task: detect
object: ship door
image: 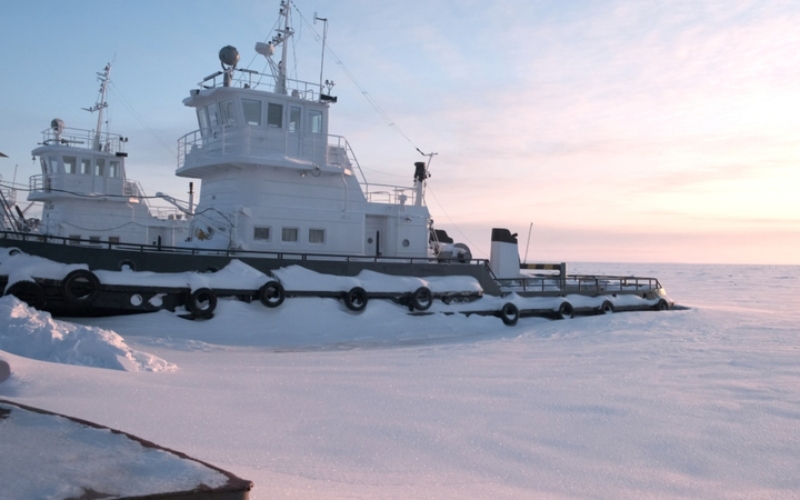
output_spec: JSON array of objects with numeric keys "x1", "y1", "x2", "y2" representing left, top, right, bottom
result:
[{"x1": 365, "y1": 215, "x2": 388, "y2": 257}]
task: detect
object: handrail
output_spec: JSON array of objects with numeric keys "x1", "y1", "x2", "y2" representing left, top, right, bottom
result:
[
  {"x1": 0, "y1": 230, "x2": 490, "y2": 267},
  {"x1": 496, "y1": 274, "x2": 662, "y2": 293}
]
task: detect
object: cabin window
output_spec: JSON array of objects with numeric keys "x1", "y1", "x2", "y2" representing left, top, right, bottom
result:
[
  {"x1": 309, "y1": 229, "x2": 325, "y2": 244},
  {"x1": 89, "y1": 236, "x2": 101, "y2": 245},
  {"x1": 69, "y1": 235, "x2": 82, "y2": 245},
  {"x1": 242, "y1": 99, "x2": 262, "y2": 126},
  {"x1": 289, "y1": 106, "x2": 301, "y2": 133},
  {"x1": 94, "y1": 158, "x2": 105, "y2": 176},
  {"x1": 47, "y1": 156, "x2": 59, "y2": 173},
  {"x1": 108, "y1": 236, "x2": 120, "y2": 244},
  {"x1": 281, "y1": 227, "x2": 298, "y2": 242},
  {"x1": 207, "y1": 102, "x2": 221, "y2": 129},
  {"x1": 109, "y1": 160, "x2": 120, "y2": 178},
  {"x1": 253, "y1": 226, "x2": 271, "y2": 241},
  {"x1": 81, "y1": 159, "x2": 92, "y2": 174},
  {"x1": 220, "y1": 99, "x2": 236, "y2": 126},
  {"x1": 267, "y1": 103, "x2": 283, "y2": 128},
  {"x1": 64, "y1": 156, "x2": 78, "y2": 174},
  {"x1": 309, "y1": 110, "x2": 323, "y2": 134},
  {"x1": 197, "y1": 107, "x2": 209, "y2": 131}
]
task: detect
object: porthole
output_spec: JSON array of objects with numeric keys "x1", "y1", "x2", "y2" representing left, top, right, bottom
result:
[{"x1": 402, "y1": 239, "x2": 410, "y2": 247}]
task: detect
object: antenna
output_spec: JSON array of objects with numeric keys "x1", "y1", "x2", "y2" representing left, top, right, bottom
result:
[
  {"x1": 523, "y1": 222, "x2": 533, "y2": 263},
  {"x1": 314, "y1": 12, "x2": 328, "y2": 98},
  {"x1": 83, "y1": 63, "x2": 112, "y2": 151}
]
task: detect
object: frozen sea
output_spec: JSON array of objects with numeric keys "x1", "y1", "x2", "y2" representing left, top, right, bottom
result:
[{"x1": 1, "y1": 262, "x2": 799, "y2": 499}]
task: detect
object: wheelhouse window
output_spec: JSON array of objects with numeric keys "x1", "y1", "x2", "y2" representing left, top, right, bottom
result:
[
  {"x1": 197, "y1": 107, "x2": 209, "y2": 131},
  {"x1": 309, "y1": 229, "x2": 325, "y2": 244},
  {"x1": 253, "y1": 226, "x2": 271, "y2": 241},
  {"x1": 81, "y1": 159, "x2": 92, "y2": 174},
  {"x1": 94, "y1": 158, "x2": 105, "y2": 176},
  {"x1": 64, "y1": 156, "x2": 77, "y2": 174},
  {"x1": 281, "y1": 227, "x2": 298, "y2": 242},
  {"x1": 242, "y1": 99, "x2": 262, "y2": 126},
  {"x1": 309, "y1": 110, "x2": 323, "y2": 134},
  {"x1": 267, "y1": 103, "x2": 283, "y2": 128},
  {"x1": 69, "y1": 235, "x2": 81, "y2": 245},
  {"x1": 109, "y1": 160, "x2": 121, "y2": 178},
  {"x1": 289, "y1": 106, "x2": 301, "y2": 133},
  {"x1": 220, "y1": 99, "x2": 236, "y2": 126},
  {"x1": 207, "y1": 102, "x2": 221, "y2": 130},
  {"x1": 108, "y1": 236, "x2": 120, "y2": 244},
  {"x1": 89, "y1": 236, "x2": 101, "y2": 245}
]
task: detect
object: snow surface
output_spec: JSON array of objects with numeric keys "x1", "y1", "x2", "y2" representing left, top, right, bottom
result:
[
  {"x1": 1, "y1": 262, "x2": 799, "y2": 498},
  {"x1": 0, "y1": 401, "x2": 228, "y2": 499}
]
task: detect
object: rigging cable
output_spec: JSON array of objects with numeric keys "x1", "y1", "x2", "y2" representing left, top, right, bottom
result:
[{"x1": 108, "y1": 82, "x2": 176, "y2": 159}]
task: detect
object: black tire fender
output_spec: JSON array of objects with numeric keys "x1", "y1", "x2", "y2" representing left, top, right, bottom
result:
[
  {"x1": 409, "y1": 286, "x2": 433, "y2": 311},
  {"x1": 600, "y1": 300, "x2": 614, "y2": 314},
  {"x1": 343, "y1": 287, "x2": 368, "y2": 312},
  {"x1": 655, "y1": 299, "x2": 670, "y2": 311},
  {"x1": 187, "y1": 287, "x2": 217, "y2": 319},
  {"x1": 558, "y1": 301, "x2": 574, "y2": 320},
  {"x1": 499, "y1": 302, "x2": 520, "y2": 326},
  {"x1": 5, "y1": 280, "x2": 46, "y2": 310},
  {"x1": 118, "y1": 259, "x2": 136, "y2": 271},
  {"x1": 258, "y1": 281, "x2": 285, "y2": 308},
  {"x1": 61, "y1": 270, "x2": 101, "y2": 307}
]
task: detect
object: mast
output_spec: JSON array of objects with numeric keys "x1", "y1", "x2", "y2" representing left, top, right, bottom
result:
[
  {"x1": 275, "y1": 0, "x2": 293, "y2": 95},
  {"x1": 84, "y1": 64, "x2": 112, "y2": 151}
]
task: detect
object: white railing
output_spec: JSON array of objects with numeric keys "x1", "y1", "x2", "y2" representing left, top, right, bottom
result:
[
  {"x1": 198, "y1": 69, "x2": 323, "y2": 101},
  {"x1": 40, "y1": 126, "x2": 127, "y2": 154}
]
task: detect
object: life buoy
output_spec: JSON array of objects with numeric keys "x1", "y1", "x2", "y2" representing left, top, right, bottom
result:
[
  {"x1": 61, "y1": 270, "x2": 100, "y2": 307},
  {"x1": 258, "y1": 281, "x2": 285, "y2": 308},
  {"x1": 187, "y1": 287, "x2": 217, "y2": 319},
  {"x1": 558, "y1": 301, "x2": 574, "y2": 320},
  {"x1": 409, "y1": 287, "x2": 432, "y2": 311},
  {"x1": 5, "y1": 280, "x2": 46, "y2": 310},
  {"x1": 600, "y1": 301, "x2": 614, "y2": 314},
  {"x1": 343, "y1": 287, "x2": 368, "y2": 312},
  {"x1": 499, "y1": 302, "x2": 519, "y2": 326},
  {"x1": 655, "y1": 299, "x2": 670, "y2": 311}
]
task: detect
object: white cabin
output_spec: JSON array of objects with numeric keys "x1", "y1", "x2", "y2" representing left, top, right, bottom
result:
[{"x1": 175, "y1": 3, "x2": 434, "y2": 258}]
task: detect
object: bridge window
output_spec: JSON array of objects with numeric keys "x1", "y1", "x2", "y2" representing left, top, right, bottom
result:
[
  {"x1": 309, "y1": 229, "x2": 325, "y2": 244},
  {"x1": 253, "y1": 226, "x2": 271, "y2": 241},
  {"x1": 64, "y1": 156, "x2": 77, "y2": 174},
  {"x1": 109, "y1": 160, "x2": 121, "y2": 178},
  {"x1": 207, "y1": 102, "x2": 221, "y2": 129},
  {"x1": 289, "y1": 106, "x2": 301, "y2": 133},
  {"x1": 242, "y1": 99, "x2": 262, "y2": 126},
  {"x1": 94, "y1": 158, "x2": 105, "y2": 176},
  {"x1": 281, "y1": 227, "x2": 298, "y2": 242},
  {"x1": 267, "y1": 103, "x2": 283, "y2": 128},
  {"x1": 309, "y1": 110, "x2": 322, "y2": 134},
  {"x1": 197, "y1": 107, "x2": 209, "y2": 131},
  {"x1": 220, "y1": 99, "x2": 236, "y2": 126},
  {"x1": 81, "y1": 159, "x2": 92, "y2": 174},
  {"x1": 46, "y1": 156, "x2": 59, "y2": 173},
  {"x1": 69, "y1": 235, "x2": 81, "y2": 245}
]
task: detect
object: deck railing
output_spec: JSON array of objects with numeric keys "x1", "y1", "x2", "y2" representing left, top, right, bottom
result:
[{"x1": 0, "y1": 230, "x2": 489, "y2": 267}]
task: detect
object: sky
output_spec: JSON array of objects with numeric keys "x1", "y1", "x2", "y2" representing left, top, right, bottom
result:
[{"x1": 1, "y1": 0, "x2": 798, "y2": 264}]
